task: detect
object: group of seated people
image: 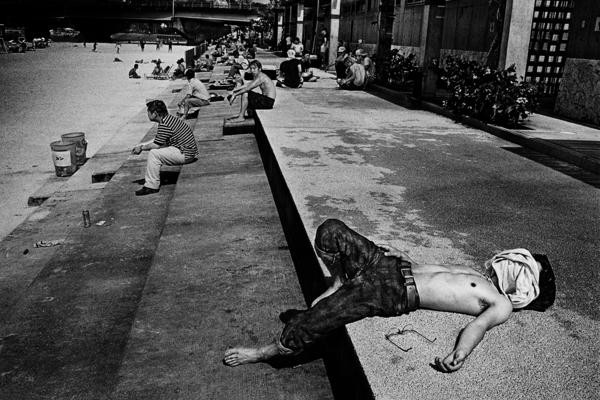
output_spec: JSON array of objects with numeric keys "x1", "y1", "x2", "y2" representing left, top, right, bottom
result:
[
  {"x1": 276, "y1": 50, "x2": 319, "y2": 89},
  {"x1": 335, "y1": 47, "x2": 375, "y2": 90}
]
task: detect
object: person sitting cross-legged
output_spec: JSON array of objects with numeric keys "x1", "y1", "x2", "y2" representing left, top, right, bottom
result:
[
  {"x1": 177, "y1": 69, "x2": 210, "y2": 119},
  {"x1": 224, "y1": 218, "x2": 556, "y2": 373},
  {"x1": 277, "y1": 49, "x2": 303, "y2": 88},
  {"x1": 131, "y1": 99, "x2": 198, "y2": 196}
]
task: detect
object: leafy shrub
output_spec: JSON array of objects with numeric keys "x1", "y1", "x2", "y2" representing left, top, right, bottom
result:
[
  {"x1": 379, "y1": 49, "x2": 420, "y2": 90},
  {"x1": 436, "y1": 56, "x2": 539, "y2": 127}
]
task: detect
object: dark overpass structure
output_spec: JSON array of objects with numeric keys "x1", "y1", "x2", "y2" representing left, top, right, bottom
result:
[{"x1": 0, "y1": 0, "x2": 262, "y2": 42}]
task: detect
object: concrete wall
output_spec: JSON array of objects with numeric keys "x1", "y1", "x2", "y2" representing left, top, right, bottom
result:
[
  {"x1": 567, "y1": 0, "x2": 600, "y2": 59},
  {"x1": 554, "y1": 58, "x2": 600, "y2": 125},
  {"x1": 498, "y1": 0, "x2": 535, "y2": 77}
]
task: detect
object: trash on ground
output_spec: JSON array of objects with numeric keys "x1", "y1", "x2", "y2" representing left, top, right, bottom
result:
[
  {"x1": 96, "y1": 220, "x2": 106, "y2": 226},
  {"x1": 34, "y1": 240, "x2": 62, "y2": 248}
]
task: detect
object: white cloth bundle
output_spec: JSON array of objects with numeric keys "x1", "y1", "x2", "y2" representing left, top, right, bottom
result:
[{"x1": 486, "y1": 248, "x2": 541, "y2": 309}]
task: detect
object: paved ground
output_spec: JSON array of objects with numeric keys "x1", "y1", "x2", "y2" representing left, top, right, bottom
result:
[
  {"x1": 255, "y1": 52, "x2": 599, "y2": 400},
  {"x1": 0, "y1": 50, "x2": 598, "y2": 399}
]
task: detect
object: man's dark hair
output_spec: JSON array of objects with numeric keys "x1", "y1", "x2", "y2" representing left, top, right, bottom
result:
[
  {"x1": 134, "y1": 63, "x2": 138, "y2": 68},
  {"x1": 249, "y1": 59, "x2": 262, "y2": 70},
  {"x1": 146, "y1": 100, "x2": 168, "y2": 116},
  {"x1": 524, "y1": 254, "x2": 556, "y2": 312},
  {"x1": 185, "y1": 69, "x2": 195, "y2": 80}
]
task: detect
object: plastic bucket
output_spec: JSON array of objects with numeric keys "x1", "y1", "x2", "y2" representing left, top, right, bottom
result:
[
  {"x1": 60, "y1": 132, "x2": 87, "y2": 166},
  {"x1": 50, "y1": 141, "x2": 77, "y2": 177}
]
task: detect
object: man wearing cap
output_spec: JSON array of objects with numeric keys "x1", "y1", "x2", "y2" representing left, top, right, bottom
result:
[
  {"x1": 337, "y1": 56, "x2": 366, "y2": 90},
  {"x1": 131, "y1": 99, "x2": 198, "y2": 196},
  {"x1": 178, "y1": 69, "x2": 210, "y2": 119},
  {"x1": 334, "y1": 46, "x2": 349, "y2": 79},
  {"x1": 224, "y1": 219, "x2": 556, "y2": 372}
]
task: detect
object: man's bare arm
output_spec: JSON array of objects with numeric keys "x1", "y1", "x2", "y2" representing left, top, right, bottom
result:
[
  {"x1": 233, "y1": 75, "x2": 265, "y2": 96},
  {"x1": 435, "y1": 297, "x2": 512, "y2": 373}
]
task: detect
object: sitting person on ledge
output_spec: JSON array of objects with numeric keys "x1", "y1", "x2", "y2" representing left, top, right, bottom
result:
[
  {"x1": 177, "y1": 69, "x2": 210, "y2": 119},
  {"x1": 171, "y1": 58, "x2": 186, "y2": 79},
  {"x1": 337, "y1": 56, "x2": 365, "y2": 90},
  {"x1": 227, "y1": 59, "x2": 276, "y2": 122},
  {"x1": 131, "y1": 99, "x2": 198, "y2": 196},
  {"x1": 276, "y1": 49, "x2": 303, "y2": 88},
  {"x1": 224, "y1": 218, "x2": 556, "y2": 373},
  {"x1": 128, "y1": 63, "x2": 141, "y2": 79}
]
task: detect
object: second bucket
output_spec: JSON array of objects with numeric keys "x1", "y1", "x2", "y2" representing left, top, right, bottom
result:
[{"x1": 61, "y1": 132, "x2": 87, "y2": 166}]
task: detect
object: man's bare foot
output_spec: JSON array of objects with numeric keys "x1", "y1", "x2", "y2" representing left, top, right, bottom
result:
[
  {"x1": 223, "y1": 343, "x2": 279, "y2": 367},
  {"x1": 228, "y1": 116, "x2": 247, "y2": 123}
]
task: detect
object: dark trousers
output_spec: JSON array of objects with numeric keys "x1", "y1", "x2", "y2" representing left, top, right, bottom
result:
[{"x1": 279, "y1": 219, "x2": 416, "y2": 353}]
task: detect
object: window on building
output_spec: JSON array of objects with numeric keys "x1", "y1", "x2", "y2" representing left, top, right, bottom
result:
[
  {"x1": 559, "y1": 43, "x2": 566, "y2": 51},
  {"x1": 537, "y1": 66, "x2": 543, "y2": 73},
  {"x1": 562, "y1": 32, "x2": 568, "y2": 40},
  {"x1": 534, "y1": 11, "x2": 540, "y2": 18},
  {"x1": 555, "y1": 67, "x2": 562, "y2": 73},
  {"x1": 595, "y1": 17, "x2": 600, "y2": 31},
  {"x1": 542, "y1": 42, "x2": 548, "y2": 50},
  {"x1": 536, "y1": 0, "x2": 542, "y2": 6},
  {"x1": 552, "y1": 34, "x2": 559, "y2": 41},
  {"x1": 566, "y1": 12, "x2": 571, "y2": 20},
  {"x1": 539, "y1": 55, "x2": 546, "y2": 62},
  {"x1": 528, "y1": 66, "x2": 534, "y2": 73},
  {"x1": 546, "y1": 66, "x2": 552, "y2": 73},
  {"x1": 548, "y1": 56, "x2": 555, "y2": 62},
  {"x1": 558, "y1": 56, "x2": 563, "y2": 62},
  {"x1": 550, "y1": 45, "x2": 556, "y2": 52},
  {"x1": 530, "y1": 55, "x2": 537, "y2": 62},
  {"x1": 563, "y1": 23, "x2": 569, "y2": 30}
]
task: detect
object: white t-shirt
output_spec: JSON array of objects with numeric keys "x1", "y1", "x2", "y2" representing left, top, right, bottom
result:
[{"x1": 186, "y1": 78, "x2": 210, "y2": 101}]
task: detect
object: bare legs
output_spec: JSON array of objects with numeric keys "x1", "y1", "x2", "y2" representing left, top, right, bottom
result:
[
  {"x1": 223, "y1": 341, "x2": 280, "y2": 367},
  {"x1": 228, "y1": 92, "x2": 248, "y2": 122}
]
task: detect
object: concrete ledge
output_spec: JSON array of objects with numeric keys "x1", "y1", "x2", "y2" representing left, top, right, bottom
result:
[{"x1": 223, "y1": 117, "x2": 255, "y2": 136}]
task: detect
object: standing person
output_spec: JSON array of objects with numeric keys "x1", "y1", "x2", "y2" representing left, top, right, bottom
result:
[
  {"x1": 115, "y1": 42, "x2": 121, "y2": 54},
  {"x1": 131, "y1": 100, "x2": 198, "y2": 196},
  {"x1": 291, "y1": 37, "x2": 304, "y2": 58},
  {"x1": 223, "y1": 219, "x2": 556, "y2": 372},
  {"x1": 319, "y1": 37, "x2": 329, "y2": 69},
  {"x1": 177, "y1": 69, "x2": 210, "y2": 119},
  {"x1": 277, "y1": 49, "x2": 303, "y2": 88},
  {"x1": 156, "y1": 39, "x2": 161, "y2": 51},
  {"x1": 140, "y1": 40, "x2": 145, "y2": 52},
  {"x1": 337, "y1": 56, "x2": 365, "y2": 90},
  {"x1": 92, "y1": 42, "x2": 97, "y2": 52},
  {"x1": 227, "y1": 59, "x2": 276, "y2": 122},
  {"x1": 168, "y1": 39, "x2": 173, "y2": 52}
]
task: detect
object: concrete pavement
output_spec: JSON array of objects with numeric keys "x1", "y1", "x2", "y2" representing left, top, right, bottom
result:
[
  {"x1": 255, "y1": 52, "x2": 599, "y2": 399},
  {"x1": 0, "y1": 51, "x2": 598, "y2": 399}
]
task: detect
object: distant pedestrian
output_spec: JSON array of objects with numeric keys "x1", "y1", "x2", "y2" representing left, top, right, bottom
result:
[
  {"x1": 156, "y1": 39, "x2": 161, "y2": 51},
  {"x1": 92, "y1": 42, "x2": 97, "y2": 52},
  {"x1": 140, "y1": 40, "x2": 145, "y2": 52},
  {"x1": 115, "y1": 42, "x2": 121, "y2": 54},
  {"x1": 168, "y1": 39, "x2": 173, "y2": 52}
]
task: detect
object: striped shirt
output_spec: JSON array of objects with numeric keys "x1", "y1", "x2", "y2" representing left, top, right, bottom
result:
[{"x1": 154, "y1": 114, "x2": 198, "y2": 160}]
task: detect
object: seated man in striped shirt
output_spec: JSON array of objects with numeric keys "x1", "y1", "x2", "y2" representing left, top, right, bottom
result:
[{"x1": 131, "y1": 99, "x2": 198, "y2": 196}]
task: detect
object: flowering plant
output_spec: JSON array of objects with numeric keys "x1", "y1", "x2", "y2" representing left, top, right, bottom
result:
[
  {"x1": 436, "y1": 56, "x2": 538, "y2": 127},
  {"x1": 379, "y1": 49, "x2": 420, "y2": 90}
]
